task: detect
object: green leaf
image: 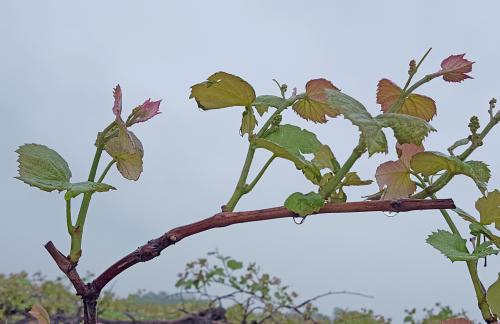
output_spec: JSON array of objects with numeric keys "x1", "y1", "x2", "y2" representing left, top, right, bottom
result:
[
  {"x1": 254, "y1": 105, "x2": 269, "y2": 116},
  {"x1": 252, "y1": 95, "x2": 287, "y2": 116},
  {"x1": 343, "y1": 172, "x2": 373, "y2": 186},
  {"x1": 325, "y1": 89, "x2": 387, "y2": 156},
  {"x1": 190, "y1": 72, "x2": 256, "y2": 110},
  {"x1": 311, "y1": 145, "x2": 340, "y2": 172},
  {"x1": 466, "y1": 160, "x2": 491, "y2": 184},
  {"x1": 487, "y1": 274, "x2": 500, "y2": 316},
  {"x1": 227, "y1": 259, "x2": 243, "y2": 270},
  {"x1": 475, "y1": 190, "x2": 500, "y2": 227},
  {"x1": 375, "y1": 113, "x2": 435, "y2": 146},
  {"x1": 426, "y1": 230, "x2": 498, "y2": 262},
  {"x1": 328, "y1": 188, "x2": 347, "y2": 204},
  {"x1": 64, "y1": 181, "x2": 116, "y2": 200},
  {"x1": 284, "y1": 192, "x2": 325, "y2": 216},
  {"x1": 104, "y1": 131, "x2": 144, "y2": 181},
  {"x1": 240, "y1": 107, "x2": 257, "y2": 136},
  {"x1": 468, "y1": 223, "x2": 500, "y2": 249},
  {"x1": 253, "y1": 124, "x2": 323, "y2": 184},
  {"x1": 411, "y1": 151, "x2": 490, "y2": 193},
  {"x1": 15, "y1": 144, "x2": 72, "y2": 192}
]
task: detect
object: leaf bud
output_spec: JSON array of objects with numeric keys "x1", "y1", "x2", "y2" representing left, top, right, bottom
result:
[
  {"x1": 489, "y1": 98, "x2": 497, "y2": 109},
  {"x1": 408, "y1": 59, "x2": 417, "y2": 75},
  {"x1": 272, "y1": 114, "x2": 282, "y2": 126},
  {"x1": 468, "y1": 116, "x2": 480, "y2": 134}
]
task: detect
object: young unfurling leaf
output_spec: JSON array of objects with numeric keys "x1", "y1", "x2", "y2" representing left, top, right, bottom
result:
[
  {"x1": 376, "y1": 160, "x2": 415, "y2": 200},
  {"x1": 284, "y1": 192, "x2": 325, "y2": 216},
  {"x1": 104, "y1": 131, "x2": 144, "y2": 181},
  {"x1": 410, "y1": 151, "x2": 490, "y2": 193},
  {"x1": 440, "y1": 54, "x2": 474, "y2": 83},
  {"x1": 426, "y1": 230, "x2": 498, "y2": 262},
  {"x1": 128, "y1": 99, "x2": 162, "y2": 125},
  {"x1": 190, "y1": 72, "x2": 256, "y2": 110},
  {"x1": 375, "y1": 144, "x2": 422, "y2": 199},
  {"x1": 292, "y1": 79, "x2": 339, "y2": 123},
  {"x1": 112, "y1": 84, "x2": 161, "y2": 126},
  {"x1": 112, "y1": 85, "x2": 123, "y2": 119},
  {"x1": 240, "y1": 107, "x2": 257, "y2": 136},
  {"x1": 376, "y1": 79, "x2": 437, "y2": 121},
  {"x1": 475, "y1": 190, "x2": 500, "y2": 229}
]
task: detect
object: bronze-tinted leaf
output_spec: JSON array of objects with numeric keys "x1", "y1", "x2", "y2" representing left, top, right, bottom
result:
[
  {"x1": 440, "y1": 54, "x2": 474, "y2": 83},
  {"x1": 292, "y1": 79, "x2": 339, "y2": 123},
  {"x1": 377, "y1": 79, "x2": 436, "y2": 121},
  {"x1": 190, "y1": 72, "x2": 256, "y2": 110}
]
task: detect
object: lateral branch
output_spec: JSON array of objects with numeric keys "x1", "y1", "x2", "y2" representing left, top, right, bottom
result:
[{"x1": 44, "y1": 198, "x2": 455, "y2": 296}]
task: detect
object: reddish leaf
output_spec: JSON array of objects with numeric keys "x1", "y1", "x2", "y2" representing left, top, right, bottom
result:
[
  {"x1": 292, "y1": 79, "x2": 340, "y2": 123},
  {"x1": 375, "y1": 143, "x2": 422, "y2": 199},
  {"x1": 396, "y1": 143, "x2": 424, "y2": 168},
  {"x1": 306, "y1": 79, "x2": 339, "y2": 103},
  {"x1": 130, "y1": 99, "x2": 162, "y2": 125},
  {"x1": 440, "y1": 54, "x2": 474, "y2": 83},
  {"x1": 377, "y1": 79, "x2": 436, "y2": 121},
  {"x1": 112, "y1": 84, "x2": 122, "y2": 119}
]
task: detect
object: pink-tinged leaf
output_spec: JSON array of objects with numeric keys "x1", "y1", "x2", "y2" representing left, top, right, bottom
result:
[
  {"x1": 130, "y1": 99, "x2": 162, "y2": 125},
  {"x1": 375, "y1": 160, "x2": 416, "y2": 199},
  {"x1": 306, "y1": 79, "x2": 339, "y2": 103},
  {"x1": 396, "y1": 143, "x2": 424, "y2": 168},
  {"x1": 376, "y1": 79, "x2": 436, "y2": 121},
  {"x1": 440, "y1": 54, "x2": 474, "y2": 83},
  {"x1": 112, "y1": 85, "x2": 122, "y2": 118},
  {"x1": 292, "y1": 79, "x2": 340, "y2": 123}
]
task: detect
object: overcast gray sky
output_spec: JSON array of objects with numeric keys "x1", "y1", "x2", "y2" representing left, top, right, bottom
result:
[{"x1": 1, "y1": 1, "x2": 499, "y2": 321}]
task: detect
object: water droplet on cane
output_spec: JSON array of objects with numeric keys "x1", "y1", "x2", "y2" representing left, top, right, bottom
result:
[
  {"x1": 383, "y1": 211, "x2": 399, "y2": 217},
  {"x1": 293, "y1": 216, "x2": 306, "y2": 225}
]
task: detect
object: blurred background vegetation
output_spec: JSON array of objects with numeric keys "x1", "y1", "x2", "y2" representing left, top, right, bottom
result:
[{"x1": 0, "y1": 253, "x2": 472, "y2": 323}]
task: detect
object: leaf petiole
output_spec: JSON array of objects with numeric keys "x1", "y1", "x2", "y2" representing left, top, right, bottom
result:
[
  {"x1": 66, "y1": 199, "x2": 74, "y2": 235},
  {"x1": 97, "y1": 159, "x2": 116, "y2": 183}
]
